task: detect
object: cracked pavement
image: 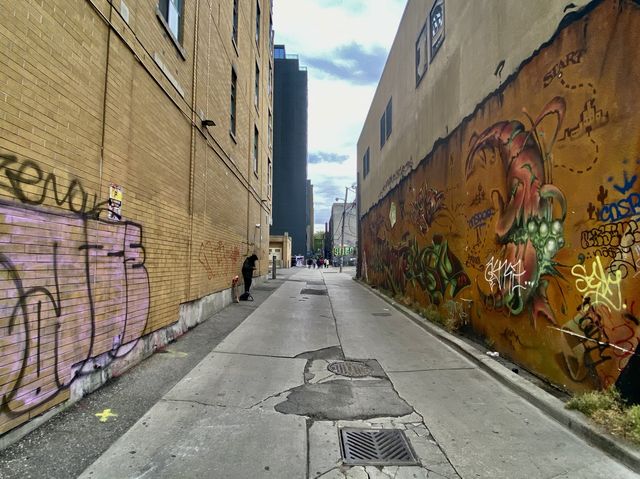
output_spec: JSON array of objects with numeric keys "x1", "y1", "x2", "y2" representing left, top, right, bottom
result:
[{"x1": 73, "y1": 267, "x2": 638, "y2": 478}]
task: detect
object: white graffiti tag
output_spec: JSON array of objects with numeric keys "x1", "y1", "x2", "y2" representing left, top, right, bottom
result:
[{"x1": 484, "y1": 257, "x2": 526, "y2": 295}]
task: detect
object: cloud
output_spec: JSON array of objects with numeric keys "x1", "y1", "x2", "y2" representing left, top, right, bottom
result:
[
  {"x1": 311, "y1": 0, "x2": 367, "y2": 14},
  {"x1": 305, "y1": 43, "x2": 387, "y2": 85},
  {"x1": 308, "y1": 151, "x2": 349, "y2": 164}
]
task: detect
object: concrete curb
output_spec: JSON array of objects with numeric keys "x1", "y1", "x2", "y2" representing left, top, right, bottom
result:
[{"x1": 354, "y1": 278, "x2": 640, "y2": 474}]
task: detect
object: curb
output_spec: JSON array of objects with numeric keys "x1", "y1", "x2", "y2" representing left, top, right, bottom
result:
[{"x1": 355, "y1": 278, "x2": 640, "y2": 474}]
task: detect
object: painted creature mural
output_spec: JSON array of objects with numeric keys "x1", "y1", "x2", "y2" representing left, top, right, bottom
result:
[
  {"x1": 361, "y1": 0, "x2": 640, "y2": 399},
  {"x1": 466, "y1": 97, "x2": 567, "y2": 324}
]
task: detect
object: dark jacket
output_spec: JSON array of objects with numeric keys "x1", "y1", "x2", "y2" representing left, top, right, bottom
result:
[{"x1": 242, "y1": 254, "x2": 258, "y2": 273}]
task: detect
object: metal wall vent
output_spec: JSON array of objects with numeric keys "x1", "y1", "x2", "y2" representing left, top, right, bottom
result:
[
  {"x1": 339, "y1": 428, "x2": 419, "y2": 466},
  {"x1": 328, "y1": 361, "x2": 373, "y2": 378},
  {"x1": 300, "y1": 288, "x2": 327, "y2": 295}
]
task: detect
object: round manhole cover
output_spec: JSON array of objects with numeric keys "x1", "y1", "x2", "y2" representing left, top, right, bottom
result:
[{"x1": 328, "y1": 361, "x2": 373, "y2": 378}]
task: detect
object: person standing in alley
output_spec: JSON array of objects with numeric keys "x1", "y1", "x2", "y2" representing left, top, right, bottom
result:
[{"x1": 240, "y1": 254, "x2": 258, "y2": 300}]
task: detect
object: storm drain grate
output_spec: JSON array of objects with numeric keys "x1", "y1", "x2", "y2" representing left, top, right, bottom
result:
[
  {"x1": 328, "y1": 361, "x2": 373, "y2": 378},
  {"x1": 371, "y1": 312, "x2": 392, "y2": 317},
  {"x1": 300, "y1": 288, "x2": 327, "y2": 295},
  {"x1": 339, "y1": 428, "x2": 419, "y2": 466}
]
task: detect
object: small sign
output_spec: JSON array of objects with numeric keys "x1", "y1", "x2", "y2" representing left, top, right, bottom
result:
[{"x1": 108, "y1": 184, "x2": 123, "y2": 222}]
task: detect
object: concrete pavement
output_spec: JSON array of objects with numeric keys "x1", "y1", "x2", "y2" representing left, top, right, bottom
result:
[{"x1": 79, "y1": 267, "x2": 639, "y2": 478}]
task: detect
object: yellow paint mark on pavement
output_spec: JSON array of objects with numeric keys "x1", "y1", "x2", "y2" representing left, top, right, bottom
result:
[{"x1": 95, "y1": 409, "x2": 118, "y2": 422}]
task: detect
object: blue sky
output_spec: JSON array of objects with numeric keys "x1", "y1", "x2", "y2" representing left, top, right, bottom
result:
[{"x1": 272, "y1": 0, "x2": 406, "y2": 232}]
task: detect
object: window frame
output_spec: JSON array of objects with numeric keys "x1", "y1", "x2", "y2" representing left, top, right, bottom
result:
[
  {"x1": 430, "y1": 0, "x2": 445, "y2": 61},
  {"x1": 156, "y1": 0, "x2": 186, "y2": 59},
  {"x1": 363, "y1": 147, "x2": 370, "y2": 179},
  {"x1": 230, "y1": 67, "x2": 238, "y2": 139},
  {"x1": 232, "y1": 0, "x2": 239, "y2": 49},
  {"x1": 385, "y1": 98, "x2": 393, "y2": 140},
  {"x1": 254, "y1": 62, "x2": 260, "y2": 111},
  {"x1": 253, "y1": 126, "x2": 259, "y2": 175},
  {"x1": 255, "y1": 0, "x2": 261, "y2": 49}
]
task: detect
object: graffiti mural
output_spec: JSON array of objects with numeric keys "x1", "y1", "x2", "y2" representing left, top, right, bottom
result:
[
  {"x1": 0, "y1": 155, "x2": 150, "y2": 428},
  {"x1": 361, "y1": 0, "x2": 640, "y2": 398},
  {"x1": 466, "y1": 97, "x2": 567, "y2": 323}
]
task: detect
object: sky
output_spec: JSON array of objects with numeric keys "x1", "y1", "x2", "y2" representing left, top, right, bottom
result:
[{"x1": 272, "y1": 0, "x2": 407, "y2": 233}]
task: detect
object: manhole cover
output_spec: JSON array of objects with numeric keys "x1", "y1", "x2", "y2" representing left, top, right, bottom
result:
[
  {"x1": 300, "y1": 288, "x2": 327, "y2": 295},
  {"x1": 339, "y1": 428, "x2": 419, "y2": 466},
  {"x1": 372, "y1": 312, "x2": 391, "y2": 317},
  {"x1": 328, "y1": 361, "x2": 373, "y2": 377}
]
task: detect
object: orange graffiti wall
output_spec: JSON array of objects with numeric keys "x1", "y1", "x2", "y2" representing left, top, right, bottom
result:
[{"x1": 361, "y1": 0, "x2": 640, "y2": 397}]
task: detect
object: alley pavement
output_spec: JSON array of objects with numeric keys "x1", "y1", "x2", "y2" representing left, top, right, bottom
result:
[{"x1": 3, "y1": 267, "x2": 639, "y2": 478}]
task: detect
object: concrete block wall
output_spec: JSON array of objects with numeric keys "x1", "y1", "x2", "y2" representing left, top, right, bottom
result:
[{"x1": 359, "y1": 0, "x2": 640, "y2": 399}]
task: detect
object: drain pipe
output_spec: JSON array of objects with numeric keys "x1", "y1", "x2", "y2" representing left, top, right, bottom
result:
[{"x1": 272, "y1": 255, "x2": 276, "y2": 279}]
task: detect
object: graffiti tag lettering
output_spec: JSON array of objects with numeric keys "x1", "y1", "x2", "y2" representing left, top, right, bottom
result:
[
  {"x1": 571, "y1": 256, "x2": 623, "y2": 311},
  {"x1": 484, "y1": 256, "x2": 527, "y2": 296}
]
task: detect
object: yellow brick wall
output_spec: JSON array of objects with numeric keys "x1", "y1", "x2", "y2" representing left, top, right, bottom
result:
[{"x1": 0, "y1": 0, "x2": 273, "y2": 435}]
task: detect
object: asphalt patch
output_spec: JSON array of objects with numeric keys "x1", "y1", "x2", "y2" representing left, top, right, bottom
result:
[{"x1": 274, "y1": 379, "x2": 413, "y2": 420}]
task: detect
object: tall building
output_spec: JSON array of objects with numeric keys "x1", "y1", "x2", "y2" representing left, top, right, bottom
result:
[
  {"x1": 0, "y1": 0, "x2": 273, "y2": 435},
  {"x1": 357, "y1": 0, "x2": 640, "y2": 398},
  {"x1": 306, "y1": 179, "x2": 314, "y2": 254},
  {"x1": 272, "y1": 44, "x2": 309, "y2": 256}
]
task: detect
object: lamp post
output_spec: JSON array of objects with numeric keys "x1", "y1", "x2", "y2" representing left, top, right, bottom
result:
[{"x1": 339, "y1": 187, "x2": 348, "y2": 273}]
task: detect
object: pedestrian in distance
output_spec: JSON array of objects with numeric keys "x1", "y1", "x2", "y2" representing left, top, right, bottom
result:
[
  {"x1": 240, "y1": 254, "x2": 258, "y2": 301},
  {"x1": 316, "y1": 257, "x2": 323, "y2": 269},
  {"x1": 324, "y1": 258, "x2": 329, "y2": 268},
  {"x1": 307, "y1": 258, "x2": 313, "y2": 269}
]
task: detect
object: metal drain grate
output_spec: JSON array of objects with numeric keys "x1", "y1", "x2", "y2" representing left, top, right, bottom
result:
[
  {"x1": 328, "y1": 361, "x2": 373, "y2": 377},
  {"x1": 300, "y1": 288, "x2": 327, "y2": 295},
  {"x1": 371, "y1": 312, "x2": 392, "y2": 317},
  {"x1": 339, "y1": 428, "x2": 419, "y2": 466}
]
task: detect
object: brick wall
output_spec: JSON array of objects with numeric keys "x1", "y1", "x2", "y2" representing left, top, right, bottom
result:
[{"x1": 0, "y1": 0, "x2": 273, "y2": 435}]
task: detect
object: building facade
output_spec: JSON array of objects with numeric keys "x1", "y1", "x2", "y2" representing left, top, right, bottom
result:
[
  {"x1": 271, "y1": 44, "x2": 309, "y2": 256},
  {"x1": 0, "y1": 0, "x2": 273, "y2": 436},
  {"x1": 358, "y1": 0, "x2": 640, "y2": 399},
  {"x1": 329, "y1": 202, "x2": 357, "y2": 266}
]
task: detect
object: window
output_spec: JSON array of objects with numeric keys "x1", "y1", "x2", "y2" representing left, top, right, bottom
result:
[
  {"x1": 274, "y1": 45, "x2": 285, "y2": 59},
  {"x1": 254, "y1": 63, "x2": 260, "y2": 109},
  {"x1": 415, "y1": 20, "x2": 428, "y2": 86},
  {"x1": 232, "y1": 0, "x2": 239, "y2": 47},
  {"x1": 385, "y1": 99, "x2": 392, "y2": 140},
  {"x1": 230, "y1": 68, "x2": 237, "y2": 136},
  {"x1": 268, "y1": 62, "x2": 273, "y2": 99},
  {"x1": 268, "y1": 158, "x2": 272, "y2": 197},
  {"x1": 158, "y1": 0, "x2": 183, "y2": 42},
  {"x1": 363, "y1": 147, "x2": 370, "y2": 179},
  {"x1": 430, "y1": 0, "x2": 445, "y2": 60},
  {"x1": 268, "y1": 110, "x2": 273, "y2": 150},
  {"x1": 255, "y1": 0, "x2": 261, "y2": 47},
  {"x1": 380, "y1": 98, "x2": 392, "y2": 148},
  {"x1": 253, "y1": 126, "x2": 259, "y2": 174}
]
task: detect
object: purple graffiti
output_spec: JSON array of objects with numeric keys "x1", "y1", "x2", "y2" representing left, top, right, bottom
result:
[{"x1": 0, "y1": 200, "x2": 149, "y2": 414}]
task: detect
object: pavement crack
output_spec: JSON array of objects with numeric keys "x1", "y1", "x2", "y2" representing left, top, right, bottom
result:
[
  {"x1": 382, "y1": 378, "x2": 462, "y2": 479},
  {"x1": 211, "y1": 350, "x2": 298, "y2": 360},
  {"x1": 162, "y1": 398, "x2": 229, "y2": 409},
  {"x1": 248, "y1": 384, "x2": 300, "y2": 409},
  {"x1": 386, "y1": 367, "x2": 476, "y2": 373}
]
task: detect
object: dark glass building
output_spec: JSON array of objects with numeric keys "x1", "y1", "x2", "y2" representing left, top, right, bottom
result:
[{"x1": 272, "y1": 44, "x2": 309, "y2": 256}]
